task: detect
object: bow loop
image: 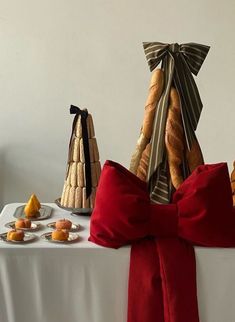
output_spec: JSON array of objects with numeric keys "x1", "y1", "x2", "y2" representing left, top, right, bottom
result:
[
  {"x1": 180, "y1": 43, "x2": 210, "y2": 75},
  {"x1": 143, "y1": 42, "x2": 169, "y2": 72},
  {"x1": 169, "y1": 43, "x2": 180, "y2": 54}
]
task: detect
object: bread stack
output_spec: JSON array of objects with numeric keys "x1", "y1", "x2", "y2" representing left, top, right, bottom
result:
[
  {"x1": 130, "y1": 69, "x2": 204, "y2": 191},
  {"x1": 60, "y1": 114, "x2": 101, "y2": 208},
  {"x1": 231, "y1": 161, "x2": 235, "y2": 206}
]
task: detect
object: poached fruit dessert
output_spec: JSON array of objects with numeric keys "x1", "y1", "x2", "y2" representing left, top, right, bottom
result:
[{"x1": 24, "y1": 194, "x2": 41, "y2": 218}]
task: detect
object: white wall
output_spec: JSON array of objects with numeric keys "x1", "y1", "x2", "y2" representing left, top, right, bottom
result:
[{"x1": 0, "y1": 0, "x2": 234, "y2": 207}]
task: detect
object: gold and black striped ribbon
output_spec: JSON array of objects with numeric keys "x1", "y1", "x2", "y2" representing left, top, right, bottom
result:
[{"x1": 143, "y1": 42, "x2": 210, "y2": 204}]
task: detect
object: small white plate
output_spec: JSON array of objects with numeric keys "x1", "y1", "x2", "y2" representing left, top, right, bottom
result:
[
  {"x1": 46, "y1": 222, "x2": 80, "y2": 232},
  {"x1": 41, "y1": 232, "x2": 80, "y2": 244},
  {"x1": 5, "y1": 221, "x2": 41, "y2": 231},
  {"x1": 0, "y1": 232, "x2": 37, "y2": 244}
]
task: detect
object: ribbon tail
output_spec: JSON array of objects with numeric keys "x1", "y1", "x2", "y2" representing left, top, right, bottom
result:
[
  {"x1": 147, "y1": 55, "x2": 174, "y2": 204},
  {"x1": 80, "y1": 115, "x2": 92, "y2": 199},
  {"x1": 157, "y1": 238, "x2": 199, "y2": 322},
  {"x1": 128, "y1": 239, "x2": 164, "y2": 322},
  {"x1": 173, "y1": 55, "x2": 202, "y2": 149}
]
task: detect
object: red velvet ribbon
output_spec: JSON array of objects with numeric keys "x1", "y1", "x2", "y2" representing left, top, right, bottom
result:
[{"x1": 89, "y1": 161, "x2": 235, "y2": 322}]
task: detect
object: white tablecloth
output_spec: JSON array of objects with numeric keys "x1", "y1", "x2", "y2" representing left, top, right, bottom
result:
[{"x1": 0, "y1": 203, "x2": 235, "y2": 322}]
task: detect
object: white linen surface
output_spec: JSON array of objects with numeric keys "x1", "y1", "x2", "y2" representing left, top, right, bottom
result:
[{"x1": 0, "y1": 203, "x2": 235, "y2": 322}]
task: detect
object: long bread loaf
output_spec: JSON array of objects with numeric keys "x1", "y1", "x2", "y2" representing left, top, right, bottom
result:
[
  {"x1": 165, "y1": 87, "x2": 184, "y2": 189},
  {"x1": 129, "y1": 69, "x2": 164, "y2": 174}
]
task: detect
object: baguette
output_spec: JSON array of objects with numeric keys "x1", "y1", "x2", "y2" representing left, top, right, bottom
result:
[
  {"x1": 136, "y1": 143, "x2": 151, "y2": 182},
  {"x1": 130, "y1": 69, "x2": 164, "y2": 174},
  {"x1": 165, "y1": 87, "x2": 184, "y2": 189},
  {"x1": 186, "y1": 140, "x2": 204, "y2": 173}
]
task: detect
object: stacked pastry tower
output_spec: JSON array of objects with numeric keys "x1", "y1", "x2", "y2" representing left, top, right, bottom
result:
[
  {"x1": 60, "y1": 113, "x2": 101, "y2": 209},
  {"x1": 231, "y1": 161, "x2": 235, "y2": 206}
]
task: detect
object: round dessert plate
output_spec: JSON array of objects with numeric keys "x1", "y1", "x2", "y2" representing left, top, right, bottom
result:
[
  {"x1": 0, "y1": 232, "x2": 37, "y2": 244},
  {"x1": 5, "y1": 221, "x2": 41, "y2": 232},
  {"x1": 41, "y1": 232, "x2": 80, "y2": 244},
  {"x1": 55, "y1": 198, "x2": 92, "y2": 216},
  {"x1": 47, "y1": 222, "x2": 80, "y2": 232},
  {"x1": 13, "y1": 205, "x2": 52, "y2": 221}
]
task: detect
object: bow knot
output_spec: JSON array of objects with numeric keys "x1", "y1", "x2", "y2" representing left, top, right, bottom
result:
[
  {"x1": 169, "y1": 43, "x2": 180, "y2": 54},
  {"x1": 70, "y1": 105, "x2": 88, "y2": 118}
]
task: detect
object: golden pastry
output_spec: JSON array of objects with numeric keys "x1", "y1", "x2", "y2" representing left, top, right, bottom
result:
[
  {"x1": 55, "y1": 219, "x2": 72, "y2": 230},
  {"x1": 51, "y1": 229, "x2": 69, "y2": 241},
  {"x1": 7, "y1": 229, "x2": 24, "y2": 241},
  {"x1": 15, "y1": 218, "x2": 31, "y2": 229},
  {"x1": 24, "y1": 196, "x2": 39, "y2": 218}
]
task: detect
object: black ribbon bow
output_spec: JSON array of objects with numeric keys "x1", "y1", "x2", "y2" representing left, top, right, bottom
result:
[
  {"x1": 69, "y1": 105, "x2": 92, "y2": 199},
  {"x1": 143, "y1": 42, "x2": 210, "y2": 203}
]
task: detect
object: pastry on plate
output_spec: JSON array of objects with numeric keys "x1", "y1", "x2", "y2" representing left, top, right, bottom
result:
[
  {"x1": 15, "y1": 218, "x2": 31, "y2": 229},
  {"x1": 7, "y1": 229, "x2": 24, "y2": 241},
  {"x1": 55, "y1": 219, "x2": 72, "y2": 230},
  {"x1": 24, "y1": 194, "x2": 40, "y2": 217},
  {"x1": 51, "y1": 229, "x2": 69, "y2": 241}
]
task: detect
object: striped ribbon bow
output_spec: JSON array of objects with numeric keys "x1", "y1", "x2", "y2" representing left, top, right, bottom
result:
[{"x1": 143, "y1": 42, "x2": 210, "y2": 204}]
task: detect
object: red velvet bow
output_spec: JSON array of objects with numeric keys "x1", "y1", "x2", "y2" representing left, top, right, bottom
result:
[{"x1": 89, "y1": 161, "x2": 235, "y2": 322}]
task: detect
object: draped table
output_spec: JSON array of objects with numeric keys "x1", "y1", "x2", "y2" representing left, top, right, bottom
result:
[{"x1": 0, "y1": 203, "x2": 235, "y2": 322}]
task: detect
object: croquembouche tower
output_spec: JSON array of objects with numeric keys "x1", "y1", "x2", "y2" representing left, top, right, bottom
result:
[{"x1": 60, "y1": 106, "x2": 101, "y2": 210}]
